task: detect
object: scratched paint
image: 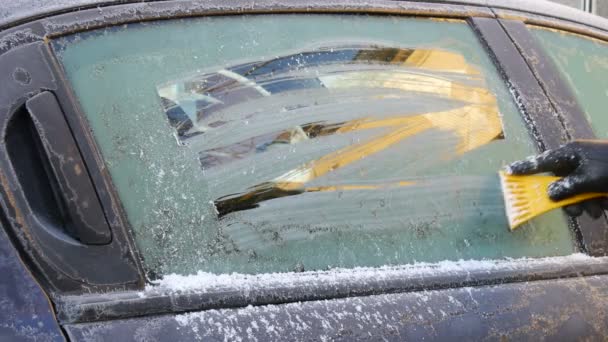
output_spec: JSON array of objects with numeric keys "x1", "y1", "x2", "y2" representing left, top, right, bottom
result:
[{"x1": 53, "y1": 15, "x2": 574, "y2": 277}]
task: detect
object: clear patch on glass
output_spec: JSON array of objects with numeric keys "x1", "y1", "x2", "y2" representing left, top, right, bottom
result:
[{"x1": 157, "y1": 45, "x2": 504, "y2": 218}]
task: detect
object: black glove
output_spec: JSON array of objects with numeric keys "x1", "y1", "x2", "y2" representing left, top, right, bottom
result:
[{"x1": 507, "y1": 140, "x2": 608, "y2": 218}]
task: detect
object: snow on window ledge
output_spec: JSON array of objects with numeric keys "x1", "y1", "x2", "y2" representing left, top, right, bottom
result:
[{"x1": 138, "y1": 253, "x2": 598, "y2": 298}]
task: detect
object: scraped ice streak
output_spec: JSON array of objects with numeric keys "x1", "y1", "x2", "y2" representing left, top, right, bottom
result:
[
  {"x1": 222, "y1": 176, "x2": 505, "y2": 251},
  {"x1": 155, "y1": 44, "x2": 525, "y2": 273}
]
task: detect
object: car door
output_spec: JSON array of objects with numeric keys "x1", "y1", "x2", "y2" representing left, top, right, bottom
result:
[
  {"x1": 2, "y1": 1, "x2": 608, "y2": 341},
  {"x1": 496, "y1": 8, "x2": 608, "y2": 255}
]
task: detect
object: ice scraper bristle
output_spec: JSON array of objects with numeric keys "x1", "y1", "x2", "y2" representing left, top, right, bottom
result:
[{"x1": 499, "y1": 171, "x2": 608, "y2": 230}]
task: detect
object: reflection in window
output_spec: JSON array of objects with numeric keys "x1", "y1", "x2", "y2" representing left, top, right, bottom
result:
[
  {"x1": 159, "y1": 46, "x2": 488, "y2": 141},
  {"x1": 156, "y1": 45, "x2": 560, "y2": 255},
  {"x1": 159, "y1": 46, "x2": 502, "y2": 218}
]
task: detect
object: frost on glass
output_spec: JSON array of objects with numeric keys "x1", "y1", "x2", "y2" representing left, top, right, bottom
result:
[
  {"x1": 53, "y1": 16, "x2": 574, "y2": 278},
  {"x1": 530, "y1": 27, "x2": 608, "y2": 138}
]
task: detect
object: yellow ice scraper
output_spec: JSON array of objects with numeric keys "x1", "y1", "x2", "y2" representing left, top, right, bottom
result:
[{"x1": 499, "y1": 171, "x2": 608, "y2": 230}]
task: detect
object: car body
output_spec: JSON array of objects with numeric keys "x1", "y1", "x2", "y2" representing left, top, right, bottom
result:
[{"x1": 3, "y1": 0, "x2": 608, "y2": 340}]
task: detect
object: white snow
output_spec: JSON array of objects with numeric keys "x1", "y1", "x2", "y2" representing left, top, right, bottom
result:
[{"x1": 141, "y1": 253, "x2": 597, "y2": 297}]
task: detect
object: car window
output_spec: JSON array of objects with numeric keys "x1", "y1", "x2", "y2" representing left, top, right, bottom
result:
[
  {"x1": 52, "y1": 15, "x2": 574, "y2": 278},
  {"x1": 529, "y1": 26, "x2": 608, "y2": 137}
]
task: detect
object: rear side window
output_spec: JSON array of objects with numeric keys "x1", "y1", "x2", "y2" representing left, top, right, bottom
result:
[
  {"x1": 52, "y1": 15, "x2": 574, "y2": 278},
  {"x1": 529, "y1": 26, "x2": 608, "y2": 137}
]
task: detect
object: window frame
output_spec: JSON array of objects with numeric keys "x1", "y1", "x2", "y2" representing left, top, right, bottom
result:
[
  {"x1": 2, "y1": 0, "x2": 608, "y2": 324},
  {"x1": 496, "y1": 13, "x2": 608, "y2": 256}
]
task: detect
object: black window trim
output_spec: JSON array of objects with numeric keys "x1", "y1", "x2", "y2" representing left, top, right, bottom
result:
[
  {"x1": 2, "y1": 0, "x2": 608, "y2": 324},
  {"x1": 497, "y1": 19, "x2": 608, "y2": 256},
  {"x1": 493, "y1": 7, "x2": 608, "y2": 43}
]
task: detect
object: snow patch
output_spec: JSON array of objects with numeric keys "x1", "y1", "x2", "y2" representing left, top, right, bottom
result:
[{"x1": 144, "y1": 253, "x2": 593, "y2": 295}]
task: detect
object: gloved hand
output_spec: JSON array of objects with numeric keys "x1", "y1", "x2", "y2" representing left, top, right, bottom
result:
[{"x1": 507, "y1": 140, "x2": 608, "y2": 218}]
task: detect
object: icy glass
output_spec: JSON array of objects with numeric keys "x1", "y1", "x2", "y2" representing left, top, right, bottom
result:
[
  {"x1": 530, "y1": 26, "x2": 608, "y2": 138},
  {"x1": 53, "y1": 16, "x2": 574, "y2": 278}
]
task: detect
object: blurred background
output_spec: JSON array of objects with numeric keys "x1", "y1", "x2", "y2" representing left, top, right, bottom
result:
[{"x1": 550, "y1": 0, "x2": 608, "y2": 18}]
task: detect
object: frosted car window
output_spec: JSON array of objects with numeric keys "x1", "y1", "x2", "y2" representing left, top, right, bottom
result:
[
  {"x1": 159, "y1": 46, "x2": 504, "y2": 218},
  {"x1": 530, "y1": 26, "x2": 608, "y2": 137},
  {"x1": 53, "y1": 15, "x2": 574, "y2": 278}
]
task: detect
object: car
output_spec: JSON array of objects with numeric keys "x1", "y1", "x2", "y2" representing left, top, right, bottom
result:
[{"x1": 2, "y1": 0, "x2": 608, "y2": 340}]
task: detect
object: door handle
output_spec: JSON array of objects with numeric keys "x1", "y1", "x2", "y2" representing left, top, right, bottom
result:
[{"x1": 25, "y1": 91, "x2": 111, "y2": 245}]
